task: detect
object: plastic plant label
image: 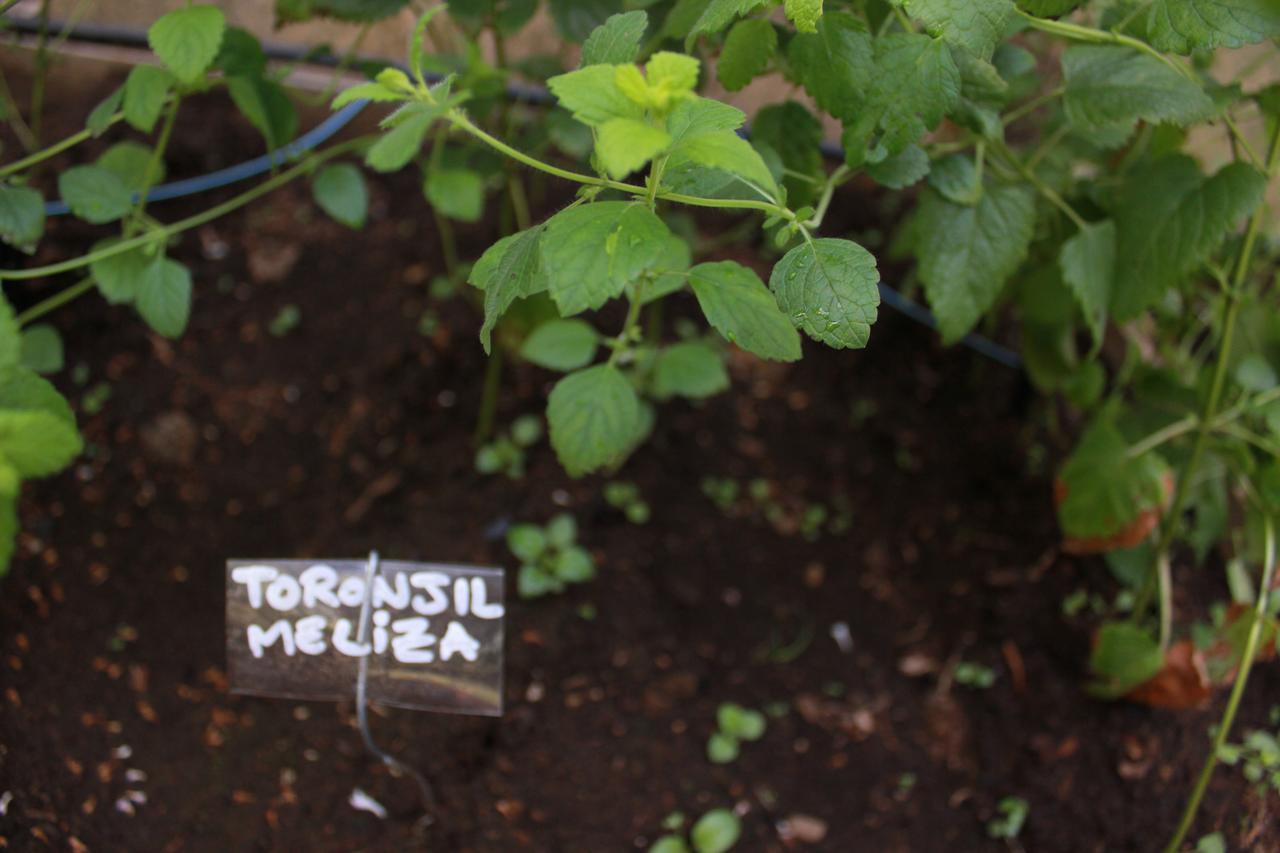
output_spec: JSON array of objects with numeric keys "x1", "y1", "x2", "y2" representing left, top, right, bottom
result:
[{"x1": 226, "y1": 559, "x2": 504, "y2": 716}]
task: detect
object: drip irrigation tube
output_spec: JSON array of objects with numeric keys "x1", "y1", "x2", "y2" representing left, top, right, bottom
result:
[{"x1": 2, "y1": 14, "x2": 1023, "y2": 369}]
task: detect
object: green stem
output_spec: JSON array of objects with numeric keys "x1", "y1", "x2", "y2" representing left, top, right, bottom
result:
[
  {"x1": 0, "y1": 0, "x2": 24, "y2": 13},
  {"x1": 1163, "y1": 515, "x2": 1276, "y2": 853},
  {"x1": 0, "y1": 66, "x2": 36, "y2": 152},
  {"x1": 14, "y1": 276, "x2": 94, "y2": 325},
  {"x1": 135, "y1": 96, "x2": 180, "y2": 213},
  {"x1": 992, "y1": 141, "x2": 1088, "y2": 230},
  {"x1": 1018, "y1": 10, "x2": 1196, "y2": 82},
  {"x1": 474, "y1": 344, "x2": 502, "y2": 444},
  {"x1": 1002, "y1": 86, "x2": 1065, "y2": 128},
  {"x1": 805, "y1": 165, "x2": 851, "y2": 229},
  {"x1": 0, "y1": 114, "x2": 123, "y2": 178},
  {"x1": 607, "y1": 294, "x2": 644, "y2": 366},
  {"x1": 1126, "y1": 415, "x2": 1198, "y2": 458},
  {"x1": 428, "y1": 127, "x2": 460, "y2": 280},
  {"x1": 1, "y1": 137, "x2": 371, "y2": 283}
]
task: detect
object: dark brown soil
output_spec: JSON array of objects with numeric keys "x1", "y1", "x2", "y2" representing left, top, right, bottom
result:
[{"x1": 1, "y1": 59, "x2": 1277, "y2": 853}]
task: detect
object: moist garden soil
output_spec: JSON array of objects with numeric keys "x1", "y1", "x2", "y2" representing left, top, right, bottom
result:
[{"x1": 1, "y1": 62, "x2": 1276, "y2": 853}]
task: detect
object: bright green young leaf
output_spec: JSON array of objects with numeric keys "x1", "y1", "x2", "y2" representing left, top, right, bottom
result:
[
  {"x1": 581, "y1": 10, "x2": 648, "y2": 65},
  {"x1": 58, "y1": 165, "x2": 133, "y2": 225},
  {"x1": 227, "y1": 76, "x2": 298, "y2": 151},
  {"x1": 552, "y1": 546, "x2": 595, "y2": 582},
  {"x1": 717, "y1": 703, "x2": 765, "y2": 740},
  {"x1": 541, "y1": 202, "x2": 671, "y2": 316},
  {"x1": 649, "y1": 836, "x2": 692, "y2": 853},
  {"x1": 707, "y1": 732, "x2": 740, "y2": 763},
  {"x1": 1058, "y1": 219, "x2": 1115, "y2": 342},
  {"x1": 916, "y1": 183, "x2": 1035, "y2": 343},
  {"x1": 689, "y1": 261, "x2": 801, "y2": 362},
  {"x1": 86, "y1": 87, "x2": 123, "y2": 136},
  {"x1": 0, "y1": 297, "x2": 17, "y2": 368},
  {"x1": 0, "y1": 185, "x2": 45, "y2": 252},
  {"x1": 312, "y1": 163, "x2": 368, "y2": 228},
  {"x1": 667, "y1": 97, "x2": 746, "y2": 142},
  {"x1": 1057, "y1": 417, "x2": 1170, "y2": 542},
  {"x1": 1111, "y1": 157, "x2": 1266, "y2": 320},
  {"x1": 135, "y1": 258, "x2": 193, "y2": 338},
  {"x1": 688, "y1": 0, "x2": 770, "y2": 41},
  {"x1": 517, "y1": 564, "x2": 563, "y2": 598},
  {"x1": 596, "y1": 119, "x2": 672, "y2": 179},
  {"x1": 545, "y1": 513, "x2": 577, "y2": 548},
  {"x1": 1089, "y1": 622, "x2": 1163, "y2": 698},
  {"x1": 472, "y1": 226, "x2": 549, "y2": 352},
  {"x1": 122, "y1": 64, "x2": 172, "y2": 133},
  {"x1": 547, "y1": 364, "x2": 642, "y2": 477},
  {"x1": 717, "y1": 19, "x2": 776, "y2": 91},
  {"x1": 520, "y1": 319, "x2": 599, "y2": 371},
  {"x1": 364, "y1": 108, "x2": 437, "y2": 172},
  {"x1": 652, "y1": 342, "x2": 730, "y2": 400},
  {"x1": 1062, "y1": 45, "x2": 1213, "y2": 136},
  {"x1": 147, "y1": 4, "x2": 226, "y2": 84},
  {"x1": 1146, "y1": 0, "x2": 1280, "y2": 54},
  {"x1": 785, "y1": 0, "x2": 824, "y2": 32},
  {"x1": 548, "y1": 64, "x2": 644, "y2": 126},
  {"x1": 665, "y1": 130, "x2": 777, "y2": 199},
  {"x1": 865, "y1": 144, "x2": 930, "y2": 189},
  {"x1": 425, "y1": 168, "x2": 486, "y2": 223},
  {"x1": 19, "y1": 326, "x2": 64, "y2": 375},
  {"x1": 897, "y1": 0, "x2": 1015, "y2": 60},
  {"x1": 690, "y1": 809, "x2": 741, "y2": 853},
  {"x1": 331, "y1": 81, "x2": 406, "y2": 109},
  {"x1": 0, "y1": 366, "x2": 82, "y2": 479},
  {"x1": 507, "y1": 523, "x2": 547, "y2": 562},
  {"x1": 770, "y1": 238, "x2": 880, "y2": 350},
  {"x1": 97, "y1": 141, "x2": 165, "y2": 189}
]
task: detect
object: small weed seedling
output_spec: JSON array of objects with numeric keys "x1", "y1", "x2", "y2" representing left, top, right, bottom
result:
[
  {"x1": 475, "y1": 415, "x2": 543, "y2": 479},
  {"x1": 604, "y1": 480, "x2": 650, "y2": 524},
  {"x1": 955, "y1": 662, "x2": 997, "y2": 690},
  {"x1": 987, "y1": 796, "x2": 1029, "y2": 841},
  {"x1": 507, "y1": 514, "x2": 594, "y2": 599},
  {"x1": 1218, "y1": 728, "x2": 1280, "y2": 794},
  {"x1": 706, "y1": 702, "x2": 766, "y2": 764},
  {"x1": 701, "y1": 476, "x2": 851, "y2": 540},
  {"x1": 268, "y1": 304, "x2": 301, "y2": 337},
  {"x1": 1195, "y1": 832, "x2": 1226, "y2": 853},
  {"x1": 649, "y1": 808, "x2": 741, "y2": 853}
]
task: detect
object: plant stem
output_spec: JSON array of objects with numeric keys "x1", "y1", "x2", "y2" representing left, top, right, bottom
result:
[
  {"x1": 1, "y1": 137, "x2": 372, "y2": 283},
  {"x1": 1126, "y1": 415, "x2": 1198, "y2": 458},
  {"x1": 0, "y1": 66, "x2": 36, "y2": 152},
  {"x1": 1002, "y1": 86, "x2": 1065, "y2": 128},
  {"x1": 135, "y1": 96, "x2": 180, "y2": 213},
  {"x1": 608, "y1": 294, "x2": 644, "y2": 366},
  {"x1": 805, "y1": 165, "x2": 850, "y2": 229},
  {"x1": 474, "y1": 344, "x2": 502, "y2": 444},
  {"x1": 1018, "y1": 10, "x2": 1196, "y2": 82},
  {"x1": 427, "y1": 128, "x2": 460, "y2": 281},
  {"x1": 14, "y1": 276, "x2": 93, "y2": 325},
  {"x1": 0, "y1": 113, "x2": 123, "y2": 178},
  {"x1": 992, "y1": 141, "x2": 1088, "y2": 230},
  {"x1": 1163, "y1": 515, "x2": 1276, "y2": 853}
]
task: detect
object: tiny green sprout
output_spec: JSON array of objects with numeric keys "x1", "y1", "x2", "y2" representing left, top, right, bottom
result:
[
  {"x1": 1061, "y1": 588, "x2": 1089, "y2": 617},
  {"x1": 955, "y1": 662, "x2": 997, "y2": 689},
  {"x1": 987, "y1": 796, "x2": 1029, "y2": 840},
  {"x1": 661, "y1": 811, "x2": 686, "y2": 832},
  {"x1": 650, "y1": 807, "x2": 741, "y2": 853},
  {"x1": 748, "y1": 478, "x2": 771, "y2": 502},
  {"x1": 800, "y1": 504, "x2": 828, "y2": 541},
  {"x1": 897, "y1": 772, "x2": 917, "y2": 794},
  {"x1": 1218, "y1": 728, "x2": 1280, "y2": 794},
  {"x1": 428, "y1": 274, "x2": 457, "y2": 300},
  {"x1": 269, "y1": 304, "x2": 301, "y2": 337},
  {"x1": 701, "y1": 477, "x2": 740, "y2": 512},
  {"x1": 475, "y1": 415, "x2": 543, "y2": 479},
  {"x1": 707, "y1": 702, "x2": 766, "y2": 764},
  {"x1": 417, "y1": 310, "x2": 440, "y2": 336},
  {"x1": 1195, "y1": 832, "x2": 1226, "y2": 853},
  {"x1": 82, "y1": 381, "x2": 112, "y2": 415},
  {"x1": 508, "y1": 513, "x2": 596, "y2": 600},
  {"x1": 604, "y1": 480, "x2": 650, "y2": 524}
]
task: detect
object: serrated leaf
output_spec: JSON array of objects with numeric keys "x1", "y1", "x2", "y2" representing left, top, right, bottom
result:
[
  {"x1": 1111, "y1": 157, "x2": 1267, "y2": 320},
  {"x1": 0, "y1": 185, "x2": 45, "y2": 252},
  {"x1": 689, "y1": 261, "x2": 801, "y2": 362},
  {"x1": 653, "y1": 342, "x2": 730, "y2": 399},
  {"x1": 227, "y1": 75, "x2": 298, "y2": 151},
  {"x1": 424, "y1": 168, "x2": 485, "y2": 222},
  {"x1": 148, "y1": 4, "x2": 226, "y2": 84},
  {"x1": 331, "y1": 81, "x2": 405, "y2": 109},
  {"x1": 520, "y1": 319, "x2": 599, "y2": 371},
  {"x1": 898, "y1": 0, "x2": 1015, "y2": 60},
  {"x1": 216, "y1": 26, "x2": 267, "y2": 76},
  {"x1": 596, "y1": 119, "x2": 671, "y2": 179},
  {"x1": 312, "y1": 163, "x2": 368, "y2": 228},
  {"x1": 98, "y1": 141, "x2": 165, "y2": 190},
  {"x1": 0, "y1": 366, "x2": 82, "y2": 479},
  {"x1": 58, "y1": 165, "x2": 133, "y2": 225},
  {"x1": 689, "y1": 0, "x2": 770, "y2": 40},
  {"x1": 547, "y1": 364, "x2": 641, "y2": 477},
  {"x1": 866, "y1": 143, "x2": 930, "y2": 189},
  {"x1": 542, "y1": 202, "x2": 671, "y2": 316},
  {"x1": 1057, "y1": 418, "x2": 1169, "y2": 542},
  {"x1": 639, "y1": 234, "x2": 692, "y2": 305},
  {"x1": 548, "y1": 64, "x2": 645, "y2": 126},
  {"x1": 665, "y1": 129, "x2": 777, "y2": 198},
  {"x1": 785, "y1": 0, "x2": 824, "y2": 32},
  {"x1": 581, "y1": 10, "x2": 648, "y2": 66},
  {"x1": 86, "y1": 86, "x2": 123, "y2": 136},
  {"x1": 473, "y1": 226, "x2": 549, "y2": 352},
  {"x1": 19, "y1": 326, "x2": 63, "y2": 375},
  {"x1": 927, "y1": 153, "x2": 982, "y2": 204},
  {"x1": 135, "y1": 257, "x2": 193, "y2": 338},
  {"x1": 1146, "y1": 0, "x2": 1280, "y2": 54},
  {"x1": 122, "y1": 65, "x2": 172, "y2": 133},
  {"x1": 770, "y1": 238, "x2": 880, "y2": 350},
  {"x1": 1062, "y1": 45, "x2": 1213, "y2": 136},
  {"x1": 1059, "y1": 220, "x2": 1114, "y2": 342},
  {"x1": 717, "y1": 18, "x2": 776, "y2": 91},
  {"x1": 916, "y1": 183, "x2": 1035, "y2": 343},
  {"x1": 364, "y1": 107, "x2": 437, "y2": 172},
  {"x1": 667, "y1": 97, "x2": 746, "y2": 142}
]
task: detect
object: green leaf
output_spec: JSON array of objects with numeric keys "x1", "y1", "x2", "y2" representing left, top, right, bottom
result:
[
  {"x1": 0, "y1": 485, "x2": 15, "y2": 575},
  {"x1": 689, "y1": 261, "x2": 801, "y2": 362},
  {"x1": 665, "y1": 129, "x2": 777, "y2": 198},
  {"x1": 866, "y1": 144, "x2": 930, "y2": 189},
  {"x1": 898, "y1": 0, "x2": 1015, "y2": 60},
  {"x1": 547, "y1": 364, "x2": 642, "y2": 477},
  {"x1": 649, "y1": 836, "x2": 692, "y2": 853},
  {"x1": 653, "y1": 342, "x2": 730, "y2": 400},
  {"x1": 0, "y1": 185, "x2": 45, "y2": 252},
  {"x1": 1062, "y1": 45, "x2": 1213, "y2": 137},
  {"x1": 57, "y1": 165, "x2": 133, "y2": 224},
  {"x1": 707, "y1": 732, "x2": 740, "y2": 763},
  {"x1": 19, "y1": 326, "x2": 64, "y2": 375},
  {"x1": 90, "y1": 243, "x2": 154, "y2": 305},
  {"x1": 216, "y1": 26, "x2": 268, "y2": 76},
  {"x1": 1234, "y1": 354, "x2": 1276, "y2": 392},
  {"x1": 596, "y1": 119, "x2": 672, "y2": 179},
  {"x1": 1111, "y1": 157, "x2": 1267, "y2": 320},
  {"x1": 122, "y1": 65, "x2": 172, "y2": 133},
  {"x1": 364, "y1": 107, "x2": 437, "y2": 173},
  {"x1": 517, "y1": 564, "x2": 563, "y2": 598},
  {"x1": 785, "y1": 0, "x2": 824, "y2": 32},
  {"x1": 86, "y1": 87, "x2": 123, "y2": 136},
  {"x1": 227, "y1": 76, "x2": 298, "y2": 151},
  {"x1": 552, "y1": 545, "x2": 596, "y2": 582},
  {"x1": 425, "y1": 168, "x2": 486, "y2": 223},
  {"x1": 135, "y1": 257, "x2": 193, "y2": 338},
  {"x1": 0, "y1": 366, "x2": 82, "y2": 479},
  {"x1": 311, "y1": 163, "x2": 368, "y2": 228},
  {"x1": 1058, "y1": 220, "x2": 1115, "y2": 342},
  {"x1": 0, "y1": 296, "x2": 17, "y2": 368},
  {"x1": 1057, "y1": 418, "x2": 1169, "y2": 541},
  {"x1": 97, "y1": 141, "x2": 165, "y2": 189},
  {"x1": 520, "y1": 319, "x2": 599, "y2": 371},
  {"x1": 471, "y1": 226, "x2": 549, "y2": 352},
  {"x1": 717, "y1": 703, "x2": 766, "y2": 740},
  {"x1": 548, "y1": 64, "x2": 644, "y2": 126},
  {"x1": 331, "y1": 80, "x2": 405, "y2": 109},
  {"x1": 689, "y1": 0, "x2": 770, "y2": 40},
  {"x1": 769, "y1": 238, "x2": 880, "y2": 350},
  {"x1": 507, "y1": 523, "x2": 548, "y2": 561},
  {"x1": 147, "y1": 4, "x2": 226, "y2": 84},
  {"x1": 1089, "y1": 622, "x2": 1163, "y2": 698},
  {"x1": 915, "y1": 183, "x2": 1035, "y2": 343},
  {"x1": 542, "y1": 202, "x2": 672, "y2": 316},
  {"x1": 718, "y1": 19, "x2": 776, "y2": 91},
  {"x1": 545, "y1": 513, "x2": 577, "y2": 549},
  {"x1": 927, "y1": 153, "x2": 982, "y2": 204},
  {"x1": 1146, "y1": 0, "x2": 1280, "y2": 54},
  {"x1": 550, "y1": 0, "x2": 627, "y2": 42},
  {"x1": 691, "y1": 809, "x2": 741, "y2": 853},
  {"x1": 581, "y1": 10, "x2": 648, "y2": 65}
]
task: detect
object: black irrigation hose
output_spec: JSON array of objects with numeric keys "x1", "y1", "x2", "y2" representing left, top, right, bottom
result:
[{"x1": 1, "y1": 14, "x2": 1024, "y2": 369}]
